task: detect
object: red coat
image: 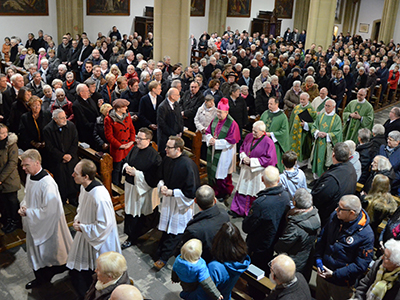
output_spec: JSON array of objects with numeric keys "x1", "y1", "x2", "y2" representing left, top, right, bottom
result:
[
  {"x1": 388, "y1": 70, "x2": 400, "y2": 90},
  {"x1": 104, "y1": 110, "x2": 135, "y2": 162}
]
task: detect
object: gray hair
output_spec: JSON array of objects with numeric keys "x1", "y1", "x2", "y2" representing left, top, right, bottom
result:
[
  {"x1": 262, "y1": 81, "x2": 272, "y2": 89},
  {"x1": 253, "y1": 120, "x2": 266, "y2": 132},
  {"x1": 204, "y1": 94, "x2": 214, "y2": 102},
  {"x1": 385, "y1": 239, "x2": 400, "y2": 266},
  {"x1": 140, "y1": 71, "x2": 149, "y2": 81},
  {"x1": 230, "y1": 84, "x2": 240, "y2": 95},
  {"x1": 43, "y1": 84, "x2": 52, "y2": 92},
  {"x1": 10, "y1": 73, "x2": 23, "y2": 83},
  {"x1": 55, "y1": 88, "x2": 65, "y2": 96},
  {"x1": 153, "y1": 69, "x2": 162, "y2": 75},
  {"x1": 307, "y1": 66, "x2": 315, "y2": 72},
  {"x1": 340, "y1": 195, "x2": 362, "y2": 215},
  {"x1": 293, "y1": 188, "x2": 313, "y2": 209},
  {"x1": 66, "y1": 71, "x2": 74, "y2": 78},
  {"x1": 52, "y1": 108, "x2": 65, "y2": 119},
  {"x1": 392, "y1": 107, "x2": 400, "y2": 118},
  {"x1": 58, "y1": 64, "x2": 67, "y2": 71},
  {"x1": 375, "y1": 155, "x2": 392, "y2": 171},
  {"x1": 305, "y1": 75, "x2": 315, "y2": 83},
  {"x1": 388, "y1": 130, "x2": 400, "y2": 142},
  {"x1": 235, "y1": 63, "x2": 243, "y2": 69},
  {"x1": 358, "y1": 128, "x2": 371, "y2": 143},
  {"x1": 171, "y1": 79, "x2": 181, "y2": 88},
  {"x1": 124, "y1": 50, "x2": 133, "y2": 58},
  {"x1": 372, "y1": 124, "x2": 385, "y2": 135},
  {"x1": 344, "y1": 140, "x2": 356, "y2": 155},
  {"x1": 369, "y1": 67, "x2": 376, "y2": 72},
  {"x1": 300, "y1": 92, "x2": 310, "y2": 99},
  {"x1": 293, "y1": 80, "x2": 301, "y2": 87},
  {"x1": 270, "y1": 75, "x2": 279, "y2": 81},
  {"x1": 261, "y1": 66, "x2": 270, "y2": 73},
  {"x1": 40, "y1": 58, "x2": 48, "y2": 64},
  {"x1": 76, "y1": 83, "x2": 87, "y2": 95}
]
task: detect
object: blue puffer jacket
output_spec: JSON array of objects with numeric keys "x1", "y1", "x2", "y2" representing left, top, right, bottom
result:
[{"x1": 315, "y1": 209, "x2": 374, "y2": 287}]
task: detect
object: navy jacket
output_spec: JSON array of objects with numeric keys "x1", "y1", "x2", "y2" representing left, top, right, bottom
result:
[{"x1": 315, "y1": 209, "x2": 374, "y2": 287}]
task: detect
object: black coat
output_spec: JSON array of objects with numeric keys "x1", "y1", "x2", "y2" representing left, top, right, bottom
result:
[
  {"x1": 356, "y1": 142, "x2": 374, "y2": 184},
  {"x1": 228, "y1": 96, "x2": 248, "y2": 138},
  {"x1": 243, "y1": 185, "x2": 291, "y2": 257},
  {"x1": 2, "y1": 87, "x2": 17, "y2": 122},
  {"x1": 67, "y1": 46, "x2": 80, "y2": 73},
  {"x1": 267, "y1": 273, "x2": 312, "y2": 300},
  {"x1": 237, "y1": 76, "x2": 254, "y2": 95},
  {"x1": 57, "y1": 43, "x2": 71, "y2": 62},
  {"x1": 157, "y1": 99, "x2": 184, "y2": 156},
  {"x1": 8, "y1": 100, "x2": 30, "y2": 134},
  {"x1": 138, "y1": 94, "x2": 163, "y2": 127},
  {"x1": 255, "y1": 88, "x2": 272, "y2": 115},
  {"x1": 72, "y1": 96, "x2": 100, "y2": 146},
  {"x1": 43, "y1": 120, "x2": 79, "y2": 201},
  {"x1": 312, "y1": 161, "x2": 357, "y2": 227},
  {"x1": 62, "y1": 80, "x2": 80, "y2": 103},
  {"x1": 181, "y1": 90, "x2": 205, "y2": 132},
  {"x1": 18, "y1": 110, "x2": 52, "y2": 152},
  {"x1": 175, "y1": 205, "x2": 229, "y2": 264},
  {"x1": 384, "y1": 118, "x2": 400, "y2": 139}
]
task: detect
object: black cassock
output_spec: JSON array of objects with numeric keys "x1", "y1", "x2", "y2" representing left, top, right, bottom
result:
[{"x1": 43, "y1": 120, "x2": 79, "y2": 205}]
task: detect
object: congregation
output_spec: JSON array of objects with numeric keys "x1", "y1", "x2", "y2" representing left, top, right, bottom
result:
[{"x1": 1, "y1": 23, "x2": 400, "y2": 300}]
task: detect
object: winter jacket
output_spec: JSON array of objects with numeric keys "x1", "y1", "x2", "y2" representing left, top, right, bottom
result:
[
  {"x1": 315, "y1": 209, "x2": 374, "y2": 287},
  {"x1": 0, "y1": 133, "x2": 20, "y2": 193},
  {"x1": 279, "y1": 167, "x2": 307, "y2": 198},
  {"x1": 349, "y1": 151, "x2": 362, "y2": 181}
]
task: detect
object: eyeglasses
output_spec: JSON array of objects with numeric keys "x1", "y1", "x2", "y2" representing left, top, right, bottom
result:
[
  {"x1": 165, "y1": 146, "x2": 176, "y2": 149},
  {"x1": 336, "y1": 206, "x2": 352, "y2": 212},
  {"x1": 136, "y1": 137, "x2": 149, "y2": 141}
]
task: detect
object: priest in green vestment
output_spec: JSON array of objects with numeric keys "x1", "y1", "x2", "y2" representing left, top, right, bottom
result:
[
  {"x1": 310, "y1": 99, "x2": 343, "y2": 177},
  {"x1": 260, "y1": 96, "x2": 290, "y2": 171},
  {"x1": 289, "y1": 92, "x2": 317, "y2": 163},
  {"x1": 310, "y1": 87, "x2": 330, "y2": 115},
  {"x1": 342, "y1": 88, "x2": 374, "y2": 143}
]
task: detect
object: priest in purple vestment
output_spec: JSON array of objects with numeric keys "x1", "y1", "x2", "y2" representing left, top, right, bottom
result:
[
  {"x1": 205, "y1": 98, "x2": 241, "y2": 203},
  {"x1": 230, "y1": 121, "x2": 278, "y2": 217}
]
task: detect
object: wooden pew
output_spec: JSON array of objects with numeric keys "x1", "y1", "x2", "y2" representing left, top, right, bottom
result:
[
  {"x1": 232, "y1": 270, "x2": 276, "y2": 299},
  {"x1": 183, "y1": 129, "x2": 207, "y2": 179}
]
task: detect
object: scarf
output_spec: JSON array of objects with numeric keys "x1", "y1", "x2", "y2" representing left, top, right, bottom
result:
[
  {"x1": 207, "y1": 115, "x2": 234, "y2": 185},
  {"x1": 55, "y1": 98, "x2": 68, "y2": 108},
  {"x1": 19, "y1": 54, "x2": 26, "y2": 60},
  {"x1": 367, "y1": 264, "x2": 400, "y2": 300},
  {"x1": 66, "y1": 80, "x2": 74, "y2": 89},
  {"x1": 0, "y1": 136, "x2": 8, "y2": 149}
]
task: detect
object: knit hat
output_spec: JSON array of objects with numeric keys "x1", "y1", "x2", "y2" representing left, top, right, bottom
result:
[
  {"x1": 112, "y1": 98, "x2": 130, "y2": 108},
  {"x1": 217, "y1": 98, "x2": 229, "y2": 111}
]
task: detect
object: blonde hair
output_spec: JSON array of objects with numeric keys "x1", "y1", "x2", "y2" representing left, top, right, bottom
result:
[
  {"x1": 181, "y1": 239, "x2": 202, "y2": 263},
  {"x1": 96, "y1": 251, "x2": 127, "y2": 280},
  {"x1": 21, "y1": 149, "x2": 42, "y2": 163}
]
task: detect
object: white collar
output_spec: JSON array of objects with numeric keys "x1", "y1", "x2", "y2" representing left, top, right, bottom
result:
[
  {"x1": 325, "y1": 110, "x2": 335, "y2": 116},
  {"x1": 357, "y1": 99, "x2": 366, "y2": 104},
  {"x1": 270, "y1": 108, "x2": 280, "y2": 113}
]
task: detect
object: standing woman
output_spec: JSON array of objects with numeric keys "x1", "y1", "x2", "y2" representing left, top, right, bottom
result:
[
  {"x1": 0, "y1": 124, "x2": 20, "y2": 234},
  {"x1": 2, "y1": 37, "x2": 11, "y2": 62}
]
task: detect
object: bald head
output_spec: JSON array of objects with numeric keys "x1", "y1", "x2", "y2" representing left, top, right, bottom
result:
[
  {"x1": 262, "y1": 166, "x2": 280, "y2": 188},
  {"x1": 271, "y1": 254, "x2": 296, "y2": 285},
  {"x1": 110, "y1": 285, "x2": 143, "y2": 300}
]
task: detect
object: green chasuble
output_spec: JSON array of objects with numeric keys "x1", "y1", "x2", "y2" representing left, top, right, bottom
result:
[
  {"x1": 289, "y1": 103, "x2": 317, "y2": 162},
  {"x1": 342, "y1": 100, "x2": 374, "y2": 143},
  {"x1": 310, "y1": 113, "x2": 343, "y2": 177},
  {"x1": 260, "y1": 110, "x2": 290, "y2": 172}
]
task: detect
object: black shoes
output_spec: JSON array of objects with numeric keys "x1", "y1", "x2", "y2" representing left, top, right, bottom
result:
[
  {"x1": 25, "y1": 279, "x2": 42, "y2": 289},
  {"x1": 121, "y1": 239, "x2": 133, "y2": 250},
  {"x1": 228, "y1": 210, "x2": 242, "y2": 218},
  {"x1": 2, "y1": 220, "x2": 20, "y2": 234}
]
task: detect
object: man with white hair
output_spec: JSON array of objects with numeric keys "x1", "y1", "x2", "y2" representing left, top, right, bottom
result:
[
  {"x1": 243, "y1": 166, "x2": 291, "y2": 273},
  {"x1": 230, "y1": 121, "x2": 277, "y2": 217},
  {"x1": 268, "y1": 254, "x2": 312, "y2": 299},
  {"x1": 110, "y1": 285, "x2": 143, "y2": 300},
  {"x1": 310, "y1": 99, "x2": 343, "y2": 178},
  {"x1": 344, "y1": 140, "x2": 362, "y2": 181},
  {"x1": 2, "y1": 73, "x2": 24, "y2": 120},
  {"x1": 383, "y1": 106, "x2": 400, "y2": 139},
  {"x1": 342, "y1": 88, "x2": 374, "y2": 143},
  {"x1": 310, "y1": 87, "x2": 330, "y2": 115},
  {"x1": 315, "y1": 195, "x2": 374, "y2": 300},
  {"x1": 43, "y1": 109, "x2": 79, "y2": 206},
  {"x1": 289, "y1": 92, "x2": 317, "y2": 164},
  {"x1": 379, "y1": 130, "x2": 400, "y2": 194}
]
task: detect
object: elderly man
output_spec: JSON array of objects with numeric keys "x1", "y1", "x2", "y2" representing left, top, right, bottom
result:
[
  {"x1": 342, "y1": 88, "x2": 374, "y2": 143},
  {"x1": 255, "y1": 81, "x2": 273, "y2": 115},
  {"x1": 120, "y1": 128, "x2": 162, "y2": 249},
  {"x1": 260, "y1": 97, "x2": 290, "y2": 172},
  {"x1": 72, "y1": 83, "x2": 100, "y2": 146},
  {"x1": 181, "y1": 81, "x2": 205, "y2": 132},
  {"x1": 205, "y1": 98, "x2": 241, "y2": 202},
  {"x1": 268, "y1": 254, "x2": 312, "y2": 300},
  {"x1": 110, "y1": 285, "x2": 143, "y2": 300},
  {"x1": 312, "y1": 142, "x2": 357, "y2": 226},
  {"x1": 67, "y1": 159, "x2": 121, "y2": 298},
  {"x1": 154, "y1": 137, "x2": 200, "y2": 270},
  {"x1": 2, "y1": 73, "x2": 24, "y2": 120},
  {"x1": 242, "y1": 166, "x2": 291, "y2": 273},
  {"x1": 311, "y1": 87, "x2": 330, "y2": 115},
  {"x1": 43, "y1": 109, "x2": 79, "y2": 206},
  {"x1": 283, "y1": 80, "x2": 302, "y2": 117},
  {"x1": 230, "y1": 121, "x2": 277, "y2": 217},
  {"x1": 175, "y1": 185, "x2": 229, "y2": 263},
  {"x1": 315, "y1": 195, "x2": 374, "y2": 300},
  {"x1": 27, "y1": 71, "x2": 45, "y2": 98},
  {"x1": 289, "y1": 92, "x2": 317, "y2": 164},
  {"x1": 104, "y1": 99, "x2": 135, "y2": 185},
  {"x1": 41, "y1": 84, "x2": 56, "y2": 112},
  {"x1": 379, "y1": 130, "x2": 400, "y2": 194},
  {"x1": 119, "y1": 51, "x2": 136, "y2": 75},
  {"x1": 383, "y1": 106, "x2": 400, "y2": 139},
  {"x1": 19, "y1": 149, "x2": 73, "y2": 289},
  {"x1": 310, "y1": 99, "x2": 343, "y2": 178},
  {"x1": 157, "y1": 87, "x2": 184, "y2": 157},
  {"x1": 56, "y1": 64, "x2": 67, "y2": 82}
]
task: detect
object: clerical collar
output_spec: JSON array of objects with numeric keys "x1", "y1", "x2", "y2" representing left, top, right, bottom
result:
[
  {"x1": 85, "y1": 180, "x2": 102, "y2": 192},
  {"x1": 270, "y1": 108, "x2": 280, "y2": 113},
  {"x1": 301, "y1": 103, "x2": 309, "y2": 108},
  {"x1": 325, "y1": 110, "x2": 335, "y2": 116},
  {"x1": 31, "y1": 168, "x2": 48, "y2": 181},
  {"x1": 357, "y1": 99, "x2": 366, "y2": 104}
]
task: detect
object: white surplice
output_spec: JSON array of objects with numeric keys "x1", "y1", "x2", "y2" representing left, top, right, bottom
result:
[{"x1": 205, "y1": 134, "x2": 237, "y2": 179}]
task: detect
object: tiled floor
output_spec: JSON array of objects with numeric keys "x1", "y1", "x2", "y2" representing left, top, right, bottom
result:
[{"x1": 0, "y1": 103, "x2": 397, "y2": 300}]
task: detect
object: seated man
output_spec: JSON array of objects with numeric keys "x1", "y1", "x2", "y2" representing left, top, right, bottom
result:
[
  {"x1": 379, "y1": 130, "x2": 400, "y2": 194},
  {"x1": 110, "y1": 285, "x2": 143, "y2": 300},
  {"x1": 268, "y1": 254, "x2": 312, "y2": 300}
]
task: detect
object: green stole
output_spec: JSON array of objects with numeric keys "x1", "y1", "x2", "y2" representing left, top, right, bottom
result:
[
  {"x1": 207, "y1": 115, "x2": 234, "y2": 185},
  {"x1": 317, "y1": 98, "x2": 328, "y2": 112},
  {"x1": 264, "y1": 110, "x2": 284, "y2": 131}
]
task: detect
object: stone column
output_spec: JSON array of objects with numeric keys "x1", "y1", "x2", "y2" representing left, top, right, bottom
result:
[
  {"x1": 154, "y1": 0, "x2": 190, "y2": 65},
  {"x1": 342, "y1": 0, "x2": 356, "y2": 34},
  {"x1": 378, "y1": 0, "x2": 399, "y2": 43},
  {"x1": 293, "y1": 0, "x2": 310, "y2": 32},
  {"x1": 305, "y1": 0, "x2": 336, "y2": 50},
  {"x1": 208, "y1": 0, "x2": 228, "y2": 35},
  {"x1": 56, "y1": 0, "x2": 83, "y2": 44}
]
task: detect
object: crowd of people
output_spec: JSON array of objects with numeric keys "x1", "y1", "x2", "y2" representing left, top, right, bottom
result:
[{"x1": 0, "y1": 24, "x2": 400, "y2": 300}]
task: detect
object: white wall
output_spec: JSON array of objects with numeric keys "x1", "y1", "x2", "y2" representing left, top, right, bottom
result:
[
  {"x1": 0, "y1": 0, "x2": 58, "y2": 45},
  {"x1": 83, "y1": 0, "x2": 154, "y2": 42},
  {"x1": 189, "y1": 0, "x2": 210, "y2": 41},
  {"x1": 357, "y1": 0, "x2": 384, "y2": 40},
  {"x1": 392, "y1": 2, "x2": 400, "y2": 43}
]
